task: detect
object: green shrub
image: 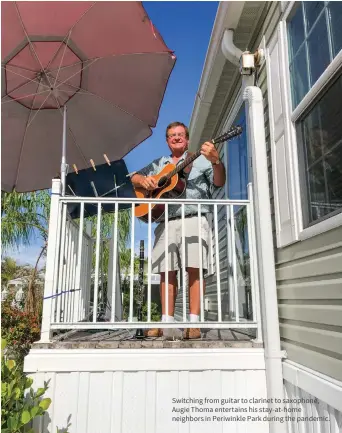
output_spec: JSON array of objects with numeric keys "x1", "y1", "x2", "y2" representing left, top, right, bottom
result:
[
  {"x1": 1, "y1": 296, "x2": 41, "y2": 365},
  {"x1": 122, "y1": 291, "x2": 161, "y2": 322},
  {"x1": 1, "y1": 339, "x2": 51, "y2": 433},
  {"x1": 142, "y1": 302, "x2": 161, "y2": 322}
]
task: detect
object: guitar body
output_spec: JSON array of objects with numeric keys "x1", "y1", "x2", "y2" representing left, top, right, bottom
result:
[{"x1": 134, "y1": 164, "x2": 186, "y2": 223}]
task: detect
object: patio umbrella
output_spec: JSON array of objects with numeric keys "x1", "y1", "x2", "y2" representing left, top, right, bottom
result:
[{"x1": 1, "y1": 1, "x2": 176, "y2": 193}]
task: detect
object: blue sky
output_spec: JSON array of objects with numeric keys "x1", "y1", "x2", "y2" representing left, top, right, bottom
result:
[
  {"x1": 7, "y1": 2, "x2": 219, "y2": 267},
  {"x1": 124, "y1": 1, "x2": 218, "y2": 174}
]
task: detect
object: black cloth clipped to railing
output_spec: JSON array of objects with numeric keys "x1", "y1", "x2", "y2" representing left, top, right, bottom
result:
[{"x1": 66, "y1": 159, "x2": 136, "y2": 219}]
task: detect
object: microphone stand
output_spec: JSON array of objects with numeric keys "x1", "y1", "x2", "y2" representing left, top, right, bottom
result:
[{"x1": 135, "y1": 240, "x2": 145, "y2": 339}]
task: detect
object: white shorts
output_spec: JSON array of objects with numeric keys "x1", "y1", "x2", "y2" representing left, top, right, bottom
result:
[{"x1": 152, "y1": 215, "x2": 210, "y2": 274}]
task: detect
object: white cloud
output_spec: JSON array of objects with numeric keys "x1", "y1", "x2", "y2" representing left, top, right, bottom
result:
[{"x1": 5, "y1": 244, "x2": 46, "y2": 269}]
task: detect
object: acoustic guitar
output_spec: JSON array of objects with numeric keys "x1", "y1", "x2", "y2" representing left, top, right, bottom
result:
[{"x1": 134, "y1": 125, "x2": 243, "y2": 222}]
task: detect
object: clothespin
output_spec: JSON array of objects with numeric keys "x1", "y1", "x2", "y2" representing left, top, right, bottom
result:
[
  {"x1": 73, "y1": 164, "x2": 78, "y2": 174},
  {"x1": 103, "y1": 154, "x2": 111, "y2": 166},
  {"x1": 126, "y1": 171, "x2": 137, "y2": 178},
  {"x1": 90, "y1": 159, "x2": 96, "y2": 171}
]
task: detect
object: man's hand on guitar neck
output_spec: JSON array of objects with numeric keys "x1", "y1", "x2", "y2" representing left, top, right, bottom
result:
[
  {"x1": 131, "y1": 173, "x2": 158, "y2": 191},
  {"x1": 201, "y1": 141, "x2": 226, "y2": 187},
  {"x1": 200, "y1": 141, "x2": 220, "y2": 164}
]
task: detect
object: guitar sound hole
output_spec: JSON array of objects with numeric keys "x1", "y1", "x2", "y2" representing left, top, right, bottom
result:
[{"x1": 158, "y1": 176, "x2": 168, "y2": 188}]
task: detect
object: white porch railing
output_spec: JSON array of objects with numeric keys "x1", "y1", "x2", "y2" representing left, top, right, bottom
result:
[{"x1": 40, "y1": 179, "x2": 262, "y2": 342}]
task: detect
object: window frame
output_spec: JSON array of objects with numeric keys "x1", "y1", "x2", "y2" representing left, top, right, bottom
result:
[{"x1": 282, "y1": 1, "x2": 342, "y2": 240}]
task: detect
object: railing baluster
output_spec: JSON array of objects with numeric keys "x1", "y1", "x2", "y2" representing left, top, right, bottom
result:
[
  {"x1": 93, "y1": 203, "x2": 102, "y2": 323},
  {"x1": 198, "y1": 204, "x2": 204, "y2": 322},
  {"x1": 79, "y1": 218, "x2": 90, "y2": 322},
  {"x1": 110, "y1": 202, "x2": 119, "y2": 323},
  {"x1": 214, "y1": 204, "x2": 222, "y2": 322},
  {"x1": 226, "y1": 205, "x2": 234, "y2": 320},
  {"x1": 75, "y1": 202, "x2": 84, "y2": 323},
  {"x1": 165, "y1": 203, "x2": 169, "y2": 320},
  {"x1": 63, "y1": 221, "x2": 72, "y2": 323},
  {"x1": 246, "y1": 201, "x2": 256, "y2": 322},
  {"x1": 230, "y1": 205, "x2": 239, "y2": 322},
  {"x1": 72, "y1": 225, "x2": 79, "y2": 321},
  {"x1": 68, "y1": 231, "x2": 76, "y2": 322},
  {"x1": 147, "y1": 203, "x2": 152, "y2": 322},
  {"x1": 86, "y1": 237, "x2": 93, "y2": 320},
  {"x1": 51, "y1": 200, "x2": 62, "y2": 323},
  {"x1": 79, "y1": 236, "x2": 85, "y2": 322},
  {"x1": 56, "y1": 206, "x2": 67, "y2": 323},
  {"x1": 81, "y1": 238, "x2": 88, "y2": 321},
  {"x1": 181, "y1": 204, "x2": 186, "y2": 322},
  {"x1": 85, "y1": 220, "x2": 92, "y2": 320},
  {"x1": 129, "y1": 204, "x2": 135, "y2": 322}
]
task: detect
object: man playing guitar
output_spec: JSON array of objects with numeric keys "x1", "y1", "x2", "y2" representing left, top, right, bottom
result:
[{"x1": 131, "y1": 121, "x2": 226, "y2": 339}]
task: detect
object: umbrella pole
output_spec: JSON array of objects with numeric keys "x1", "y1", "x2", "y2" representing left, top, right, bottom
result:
[{"x1": 61, "y1": 105, "x2": 67, "y2": 196}]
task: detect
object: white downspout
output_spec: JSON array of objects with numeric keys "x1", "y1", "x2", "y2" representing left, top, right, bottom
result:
[
  {"x1": 221, "y1": 29, "x2": 242, "y2": 67},
  {"x1": 222, "y1": 30, "x2": 287, "y2": 433}
]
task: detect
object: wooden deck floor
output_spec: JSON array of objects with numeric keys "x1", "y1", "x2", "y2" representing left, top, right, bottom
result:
[{"x1": 33, "y1": 328, "x2": 262, "y2": 349}]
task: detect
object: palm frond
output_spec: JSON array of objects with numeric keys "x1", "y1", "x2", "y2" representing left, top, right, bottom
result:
[{"x1": 1, "y1": 190, "x2": 51, "y2": 252}]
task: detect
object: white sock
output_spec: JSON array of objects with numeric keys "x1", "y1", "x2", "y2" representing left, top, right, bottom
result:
[
  {"x1": 162, "y1": 315, "x2": 175, "y2": 322},
  {"x1": 190, "y1": 314, "x2": 199, "y2": 323}
]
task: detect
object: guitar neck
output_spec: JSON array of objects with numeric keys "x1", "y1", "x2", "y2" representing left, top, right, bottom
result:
[{"x1": 167, "y1": 149, "x2": 201, "y2": 179}]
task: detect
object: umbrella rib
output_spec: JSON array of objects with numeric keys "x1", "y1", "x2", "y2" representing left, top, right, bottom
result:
[
  {"x1": 14, "y1": 2, "x2": 54, "y2": 89},
  {"x1": 2, "y1": 89, "x2": 50, "y2": 104},
  {"x1": 52, "y1": 77, "x2": 149, "y2": 126},
  {"x1": 2, "y1": 68, "x2": 42, "y2": 99},
  {"x1": 52, "y1": 30, "x2": 73, "y2": 88},
  {"x1": 55, "y1": 58, "x2": 99, "y2": 89},
  {"x1": 45, "y1": 2, "x2": 97, "y2": 72},
  {"x1": 57, "y1": 89, "x2": 90, "y2": 96},
  {"x1": 48, "y1": 51, "x2": 173, "y2": 73},
  {"x1": 14, "y1": 79, "x2": 41, "y2": 189},
  {"x1": 4, "y1": 63, "x2": 38, "y2": 73},
  {"x1": 2, "y1": 66, "x2": 50, "y2": 90},
  {"x1": 27, "y1": 91, "x2": 53, "y2": 128}
]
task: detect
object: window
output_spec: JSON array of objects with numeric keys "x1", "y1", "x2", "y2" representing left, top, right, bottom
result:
[
  {"x1": 286, "y1": 2, "x2": 342, "y2": 229},
  {"x1": 296, "y1": 74, "x2": 342, "y2": 226},
  {"x1": 226, "y1": 105, "x2": 252, "y2": 319},
  {"x1": 227, "y1": 106, "x2": 248, "y2": 200},
  {"x1": 287, "y1": 2, "x2": 342, "y2": 108}
]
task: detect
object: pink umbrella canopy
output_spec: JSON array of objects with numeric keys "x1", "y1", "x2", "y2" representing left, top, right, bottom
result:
[{"x1": 1, "y1": 1, "x2": 176, "y2": 192}]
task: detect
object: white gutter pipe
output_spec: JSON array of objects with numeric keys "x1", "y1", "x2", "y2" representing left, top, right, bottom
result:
[
  {"x1": 221, "y1": 29, "x2": 287, "y2": 433},
  {"x1": 221, "y1": 29, "x2": 242, "y2": 67}
]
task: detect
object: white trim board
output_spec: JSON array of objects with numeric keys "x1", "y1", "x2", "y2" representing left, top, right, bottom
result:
[
  {"x1": 291, "y1": 49, "x2": 342, "y2": 123},
  {"x1": 283, "y1": 360, "x2": 342, "y2": 413},
  {"x1": 299, "y1": 212, "x2": 342, "y2": 241},
  {"x1": 24, "y1": 348, "x2": 266, "y2": 373}
]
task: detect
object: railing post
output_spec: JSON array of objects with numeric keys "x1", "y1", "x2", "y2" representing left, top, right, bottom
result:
[
  {"x1": 244, "y1": 86, "x2": 287, "y2": 433},
  {"x1": 40, "y1": 179, "x2": 62, "y2": 342}
]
